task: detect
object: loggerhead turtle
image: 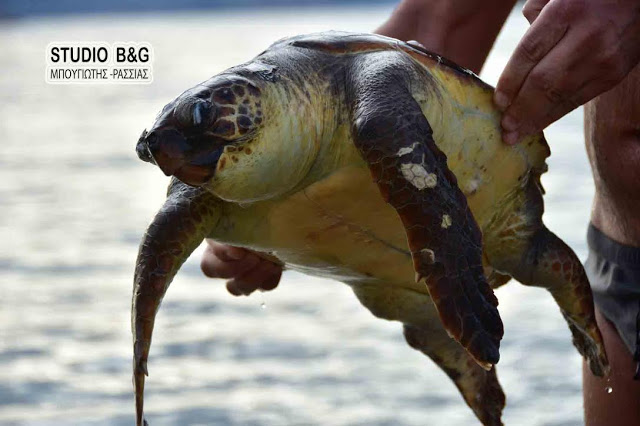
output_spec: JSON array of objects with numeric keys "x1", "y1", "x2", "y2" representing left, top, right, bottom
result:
[{"x1": 132, "y1": 32, "x2": 609, "y2": 426}]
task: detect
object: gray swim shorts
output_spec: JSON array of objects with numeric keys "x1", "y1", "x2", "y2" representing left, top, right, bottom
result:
[{"x1": 585, "y1": 224, "x2": 640, "y2": 377}]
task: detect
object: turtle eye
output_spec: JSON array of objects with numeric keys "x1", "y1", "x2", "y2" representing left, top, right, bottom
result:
[
  {"x1": 175, "y1": 98, "x2": 216, "y2": 129},
  {"x1": 192, "y1": 99, "x2": 215, "y2": 127}
]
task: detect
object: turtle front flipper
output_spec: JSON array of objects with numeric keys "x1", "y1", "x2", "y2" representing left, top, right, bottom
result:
[
  {"x1": 349, "y1": 54, "x2": 503, "y2": 369},
  {"x1": 132, "y1": 179, "x2": 221, "y2": 426}
]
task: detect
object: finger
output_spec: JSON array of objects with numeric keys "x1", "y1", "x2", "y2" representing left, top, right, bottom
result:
[
  {"x1": 500, "y1": 39, "x2": 582, "y2": 142},
  {"x1": 494, "y1": 4, "x2": 568, "y2": 111},
  {"x1": 227, "y1": 260, "x2": 282, "y2": 296},
  {"x1": 501, "y1": 25, "x2": 622, "y2": 142},
  {"x1": 207, "y1": 241, "x2": 247, "y2": 261},
  {"x1": 509, "y1": 76, "x2": 612, "y2": 142},
  {"x1": 522, "y1": 0, "x2": 551, "y2": 24},
  {"x1": 259, "y1": 267, "x2": 282, "y2": 291},
  {"x1": 226, "y1": 280, "x2": 244, "y2": 296},
  {"x1": 201, "y1": 246, "x2": 260, "y2": 279}
]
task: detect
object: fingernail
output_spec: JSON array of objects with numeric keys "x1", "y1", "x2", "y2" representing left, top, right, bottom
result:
[
  {"x1": 501, "y1": 114, "x2": 519, "y2": 132},
  {"x1": 494, "y1": 91, "x2": 509, "y2": 111},
  {"x1": 503, "y1": 131, "x2": 519, "y2": 145}
]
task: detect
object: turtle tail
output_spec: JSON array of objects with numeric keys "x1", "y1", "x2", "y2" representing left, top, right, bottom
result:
[{"x1": 132, "y1": 180, "x2": 220, "y2": 426}]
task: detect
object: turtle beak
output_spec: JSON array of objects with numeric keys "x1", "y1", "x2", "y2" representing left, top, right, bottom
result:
[
  {"x1": 136, "y1": 126, "x2": 216, "y2": 186},
  {"x1": 136, "y1": 129, "x2": 155, "y2": 164},
  {"x1": 139, "y1": 127, "x2": 189, "y2": 176}
]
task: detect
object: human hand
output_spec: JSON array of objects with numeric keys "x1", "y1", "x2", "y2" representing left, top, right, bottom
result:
[
  {"x1": 201, "y1": 240, "x2": 282, "y2": 296},
  {"x1": 495, "y1": 0, "x2": 640, "y2": 144}
]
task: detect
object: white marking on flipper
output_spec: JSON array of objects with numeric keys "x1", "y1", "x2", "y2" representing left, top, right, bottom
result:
[
  {"x1": 441, "y1": 214, "x2": 452, "y2": 229},
  {"x1": 400, "y1": 163, "x2": 437, "y2": 189},
  {"x1": 395, "y1": 142, "x2": 420, "y2": 157}
]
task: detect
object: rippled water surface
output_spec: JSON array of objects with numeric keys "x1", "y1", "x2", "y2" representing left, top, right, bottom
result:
[{"x1": 1, "y1": 6, "x2": 594, "y2": 426}]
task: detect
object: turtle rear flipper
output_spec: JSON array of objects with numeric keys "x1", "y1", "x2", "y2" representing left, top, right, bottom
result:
[
  {"x1": 353, "y1": 286, "x2": 505, "y2": 426},
  {"x1": 349, "y1": 53, "x2": 504, "y2": 368},
  {"x1": 508, "y1": 226, "x2": 609, "y2": 376},
  {"x1": 485, "y1": 172, "x2": 609, "y2": 376},
  {"x1": 132, "y1": 179, "x2": 221, "y2": 426},
  {"x1": 404, "y1": 325, "x2": 505, "y2": 426}
]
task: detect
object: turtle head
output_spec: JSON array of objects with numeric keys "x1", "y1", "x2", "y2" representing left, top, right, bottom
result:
[
  {"x1": 136, "y1": 94, "x2": 218, "y2": 184},
  {"x1": 137, "y1": 65, "x2": 321, "y2": 202},
  {"x1": 136, "y1": 77, "x2": 260, "y2": 187}
]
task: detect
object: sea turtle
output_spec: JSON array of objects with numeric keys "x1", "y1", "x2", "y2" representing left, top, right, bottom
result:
[{"x1": 132, "y1": 32, "x2": 609, "y2": 426}]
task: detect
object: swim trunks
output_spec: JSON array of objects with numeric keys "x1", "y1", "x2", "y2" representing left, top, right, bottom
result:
[{"x1": 585, "y1": 223, "x2": 640, "y2": 378}]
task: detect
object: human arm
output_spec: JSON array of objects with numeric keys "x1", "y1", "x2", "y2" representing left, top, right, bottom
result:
[{"x1": 375, "y1": 0, "x2": 517, "y2": 73}]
